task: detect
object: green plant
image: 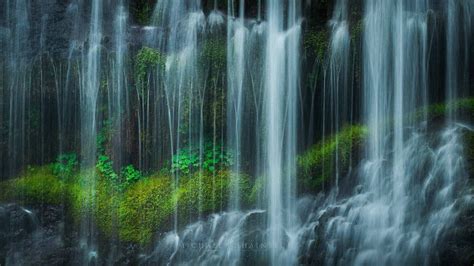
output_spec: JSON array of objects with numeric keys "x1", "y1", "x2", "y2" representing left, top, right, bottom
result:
[
  {"x1": 131, "y1": 0, "x2": 153, "y2": 25},
  {"x1": 171, "y1": 142, "x2": 233, "y2": 174},
  {"x1": 97, "y1": 120, "x2": 112, "y2": 154},
  {"x1": 305, "y1": 28, "x2": 328, "y2": 61},
  {"x1": 96, "y1": 155, "x2": 118, "y2": 183},
  {"x1": 52, "y1": 153, "x2": 78, "y2": 180},
  {"x1": 0, "y1": 164, "x2": 252, "y2": 245},
  {"x1": 121, "y1": 165, "x2": 143, "y2": 188},
  {"x1": 200, "y1": 39, "x2": 227, "y2": 73},
  {"x1": 135, "y1": 47, "x2": 166, "y2": 95}
]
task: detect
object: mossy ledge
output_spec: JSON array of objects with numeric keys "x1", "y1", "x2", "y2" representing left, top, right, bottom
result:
[
  {"x1": 297, "y1": 97, "x2": 474, "y2": 193},
  {"x1": 1, "y1": 98, "x2": 472, "y2": 245},
  {"x1": 297, "y1": 125, "x2": 368, "y2": 193},
  {"x1": 0, "y1": 166, "x2": 251, "y2": 245}
]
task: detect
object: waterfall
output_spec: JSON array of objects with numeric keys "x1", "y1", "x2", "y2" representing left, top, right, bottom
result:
[
  {"x1": 300, "y1": 1, "x2": 470, "y2": 265},
  {"x1": 264, "y1": 1, "x2": 301, "y2": 264},
  {"x1": 79, "y1": 0, "x2": 102, "y2": 262},
  {"x1": 446, "y1": 0, "x2": 473, "y2": 123},
  {"x1": 3, "y1": 0, "x2": 30, "y2": 177},
  {"x1": 327, "y1": 0, "x2": 351, "y2": 194},
  {"x1": 0, "y1": 0, "x2": 472, "y2": 265},
  {"x1": 226, "y1": 0, "x2": 247, "y2": 262},
  {"x1": 227, "y1": 0, "x2": 246, "y2": 216},
  {"x1": 151, "y1": 0, "x2": 206, "y2": 233},
  {"x1": 109, "y1": 1, "x2": 129, "y2": 169},
  {"x1": 58, "y1": 0, "x2": 83, "y2": 159}
]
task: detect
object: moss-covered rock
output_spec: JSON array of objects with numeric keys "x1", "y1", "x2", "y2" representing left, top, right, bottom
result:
[
  {"x1": 118, "y1": 174, "x2": 173, "y2": 244},
  {"x1": 177, "y1": 170, "x2": 251, "y2": 217},
  {"x1": 466, "y1": 131, "x2": 474, "y2": 178},
  {"x1": 297, "y1": 125, "x2": 367, "y2": 192},
  {"x1": 0, "y1": 165, "x2": 66, "y2": 205},
  {"x1": 0, "y1": 166, "x2": 252, "y2": 246},
  {"x1": 413, "y1": 97, "x2": 474, "y2": 122}
]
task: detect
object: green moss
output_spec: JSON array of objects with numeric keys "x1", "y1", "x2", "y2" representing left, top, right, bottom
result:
[
  {"x1": 0, "y1": 164, "x2": 252, "y2": 246},
  {"x1": 131, "y1": 0, "x2": 154, "y2": 25},
  {"x1": 249, "y1": 175, "x2": 265, "y2": 204},
  {"x1": 67, "y1": 169, "x2": 98, "y2": 221},
  {"x1": 178, "y1": 170, "x2": 250, "y2": 217},
  {"x1": 118, "y1": 174, "x2": 173, "y2": 244},
  {"x1": 350, "y1": 20, "x2": 363, "y2": 42},
  {"x1": 466, "y1": 131, "x2": 474, "y2": 178},
  {"x1": 304, "y1": 29, "x2": 328, "y2": 61},
  {"x1": 297, "y1": 125, "x2": 367, "y2": 192},
  {"x1": 412, "y1": 97, "x2": 474, "y2": 122},
  {"x1": 0, "y1": 165, "x2": 66, "y2": 205},
  {"x1": 201, "y1": 39, "x2": 227, "y2": 73},
  {"x1": 135, "y1": 47, "x2": 166, "y2": 95}
]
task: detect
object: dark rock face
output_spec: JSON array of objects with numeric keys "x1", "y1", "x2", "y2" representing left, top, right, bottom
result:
[
  {"x1": 438, "y1": 172, "x2": 474, "y2": 266},
  {"x1": 0, "y1": 204, "x2": 71, "y2": 266},
  {"x1": 0, "y1": 203, "x2": 142, "y2": 265},
  {"x1": 0, "y1": 204, "x2": 38, "y2": 255},
  {"x1": 439, "y1": 205, "x2": 474, "y2": 266}
]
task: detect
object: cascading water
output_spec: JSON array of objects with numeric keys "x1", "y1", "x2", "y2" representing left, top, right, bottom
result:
[
  {"x1": 109, "y1": 1, "x2": 129, "y2": 169},
  {"x1": 297, "y1": 1, "x2": 472, "y2": 265},
  {"x1": 226, "y1": 0, "x2": 247, "y2": 262},
  {"x1": 79, "y1": 0, "x2": 102, "y2": 262},
  {"x1": 227, "y1": 0, "x2": 246, "y2": 215},
  {"x1": 151, "y1": 0, "x2": 206, "y2": 230},
  {"x1": 0, "y1": 1, "x2": 473, "y2": 265},
  {"x1": 446, "y1": 0, "x2": 473, "y2": 123},
  {"x1": 264, "y1": 1, "x2": 301, "y2": 264},
  {"x1": 326, "y1": 0, "x2": 351, "y2": 194},
  {"x1": 3, "y1": 0, "x2": 30, "y2": 177}
]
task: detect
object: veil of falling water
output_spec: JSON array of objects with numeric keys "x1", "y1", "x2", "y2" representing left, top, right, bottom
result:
[
  {"x1": 326, "y1": 0, "x2": 351, "y2": 194},
  {"x1": 78, "y1": 0, "x2": 102, "y2": 262},
  {"x1": 0, "y1": 0, "x2": 473, "y2": 265},
  {"x1": 300, "y1": 1, "x2": 472, "y2": 265},
  {"x1": 264, "y1": 1, "x2": 301, "y2": 265}
]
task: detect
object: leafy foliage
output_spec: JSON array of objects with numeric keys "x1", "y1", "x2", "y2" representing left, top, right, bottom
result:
[
  {"x1": 135, "y1": 47, "x2": 165, "y2": 95},
  {"x1": 96, "y1": 155, "x2": 119, "y2": 183},
  {"x1": 97, "y1": 119, "x2": 112, "y2": 154},
  {"x1": 52, "y1": 153, "x2": 78, "y2": 180},
  {"x1": 171, "y1": 142, "x2": 233, "y2": 174},
  {"x1": 121, "y1": 165, "x2": 143, "y2": 188}
]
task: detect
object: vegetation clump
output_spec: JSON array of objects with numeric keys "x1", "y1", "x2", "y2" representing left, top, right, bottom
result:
[
  {"x1": 0, "y1": 165, "x2": 66, "y2": 205},
  {"x1": 130, "y1": 0, "x2": 154, "y2": 25},
  {"x1": 171, "y1": 142, "x2": 233, "y2": 174},
  {"x1": 0, "y1": 162, "x2": 251, "y2": 245},
  {"x1": 135, "y1": 47, "x2": 166, "y2": 95},
  {"x1": 200, "y1": 39, "x2": 227, "y2": 73},
  {"x1": 118, "y1": 174, "x2": 174, "y2": 244},
  {"x1": 304, "y1": 29, "x2": 328, "y2": 61},
  {"x1": 52, "y1": 153, "x2": 78, "y2": 181},
  {"x1": 297, "y1": 125, "x2": 367, "y2": 192}
]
